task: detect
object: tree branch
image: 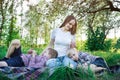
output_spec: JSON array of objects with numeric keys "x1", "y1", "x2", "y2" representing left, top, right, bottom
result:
[
  {"x1": 114, "y1": 0, "x2": 120, "y2": 3},
  {"x1": 88, "y1": 13, "x2": 96, "y2": 34},
  {"x1": 108, "y1": 1, "x2": 120, "y2": 12},
  {"x1": 87, "y1": 7, "x2": 110, "y2": 13},
  {"x1": 87, "y1": 0, "x2": 120, "y2": 13}
]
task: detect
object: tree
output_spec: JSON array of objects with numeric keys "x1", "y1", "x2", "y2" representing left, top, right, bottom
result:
[{"x1": 0, "y1": 0, "x2": 22, "y2": 46}]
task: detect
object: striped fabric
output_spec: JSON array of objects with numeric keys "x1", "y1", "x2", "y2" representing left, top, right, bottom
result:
[{"x1": 0, "y1": 67, "x2": 46, "y2": 80}]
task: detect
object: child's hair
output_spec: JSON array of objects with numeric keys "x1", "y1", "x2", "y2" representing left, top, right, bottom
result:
[
  {"x1": 48, "y1": 48, "x2": 58, "y2": 58},
  {"x1": 67, "y1": 48, "x2": 77, "y2": 58}
]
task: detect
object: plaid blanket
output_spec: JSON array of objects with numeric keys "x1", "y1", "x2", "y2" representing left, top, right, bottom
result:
[{"x1": 0, "y1": 67, "x2": 46, "y2": 80}]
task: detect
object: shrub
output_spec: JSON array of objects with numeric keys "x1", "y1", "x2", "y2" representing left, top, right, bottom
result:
[
  {"x1": 86, "y1": 27, "x2": 105, "y2": 51},
  {"x1": 114, "y1": 38, "x2": 120, "y2": 52},
  {"x1": 104, "y1": 39, "x2": 112, "y2": 51}
]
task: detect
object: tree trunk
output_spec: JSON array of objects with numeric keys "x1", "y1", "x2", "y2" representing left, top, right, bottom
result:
[
  {"x1": 7, "y1": 0, "x2": 14, "y2": 47},
  {"x1": 0, "y1": 1, "x2": 4, "y2": 45}
]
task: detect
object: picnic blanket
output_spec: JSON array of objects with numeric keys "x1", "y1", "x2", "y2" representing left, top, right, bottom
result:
[{"x1": 0, "y1": 66, "x2": 47, "y2": 80}]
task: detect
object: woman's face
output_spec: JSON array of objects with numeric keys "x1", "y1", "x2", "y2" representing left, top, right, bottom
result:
[{"x1": 64, "y1": 19, "x2": 75, "y2": 31}]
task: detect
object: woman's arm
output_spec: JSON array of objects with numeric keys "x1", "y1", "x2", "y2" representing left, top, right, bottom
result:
[
  {"x1": 70, "y1": 41, "x2": 76, "y2": 48},
  {"x1": 70, "y1": 35, "x2": 76, "y2": 48}
]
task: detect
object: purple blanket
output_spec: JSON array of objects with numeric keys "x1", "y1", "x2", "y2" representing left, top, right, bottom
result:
[{"x1": 0, "y1": 67, "x2": 46, "y2": 80}]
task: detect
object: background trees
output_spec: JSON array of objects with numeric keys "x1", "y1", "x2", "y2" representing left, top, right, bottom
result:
[{"x1": 0, "y1": 0, "x2": 120, "y2": 51}]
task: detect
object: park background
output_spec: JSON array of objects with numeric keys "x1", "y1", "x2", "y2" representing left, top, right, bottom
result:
[{"x1": 0, "y1": 0, "x2": 120, "y2": 80}]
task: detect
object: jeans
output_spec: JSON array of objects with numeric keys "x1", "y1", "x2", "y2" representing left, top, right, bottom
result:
[
  {"x1": 92, "y1": 57, "x2": 110, "y2": 72},
  {"x1": 46, "y1": 58, "x2": 62, "y2": 75},
  {"x1": 63, "y1": 56, "x2": 77, "y2": 69},
  {"x1": 46, "y1": 56, "x2": 77, "y2": 75}
]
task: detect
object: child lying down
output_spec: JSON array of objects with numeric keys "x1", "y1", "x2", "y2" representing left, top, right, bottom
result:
[{"x1": 67, "y1": 48, "x2": 110, "y2": 72}]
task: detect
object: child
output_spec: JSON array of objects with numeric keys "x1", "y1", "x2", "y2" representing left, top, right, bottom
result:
[
  {"x1": 0, "y1": 39, "x2": 58, "y2": 69},
  {"x1": 67, "y1": 48, "x2": 110, "y2": 72}
]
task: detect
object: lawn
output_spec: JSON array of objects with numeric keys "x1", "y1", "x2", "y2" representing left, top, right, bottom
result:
[{"x1": 0, "y1": 46, "x2": 120, "y2": 80}]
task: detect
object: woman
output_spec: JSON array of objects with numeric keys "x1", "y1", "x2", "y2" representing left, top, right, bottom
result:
[{"x1": 43, "y1": 15, "x2": 78, "y2": 70}]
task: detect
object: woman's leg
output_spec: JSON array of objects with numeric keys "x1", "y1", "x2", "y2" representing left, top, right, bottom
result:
[
  {"x1": 0, "y1": 61, "x2": 8, "y2": 67},
  {"x1": 46, "y1": 58, "x2": 62, "y2": 75},
  {"x1": 63, "y1": 56, "x2": 77, "y2": 69}
]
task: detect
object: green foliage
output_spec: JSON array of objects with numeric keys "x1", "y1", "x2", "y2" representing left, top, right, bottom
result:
[
  {"x1": 86, "y1": 27, "x2": 105, "y2": 51},
  {"x1": 1, "y1": 17, "x2": 20, "y2": 46},
  {"x1": 0, "y1": 72, "x2": 11, "y2": 80},
  {"x1": 20, "y1": 39, "x2": 47, "y2": 54},
  {"x1": 76, "y1": 40, "x2": 86, "y2": 50},
  {"x1": 91, "y1": 51, "x2": 120, "y2": 66},
  {"x1": 114, "y1": 38, "x2": 120, "y2": 50},
  {"x1": 21, "y1": 46, "x2": 44, "y2": 55},
  {"x1": 0, "y1": 46, "x2": 7, "y2": 59},
  {"x1": 97, "y1": 73, "x2": 120, "y2": 80},
  {"x1": 103, "y1": 39, "x2": 113, "y2": 51},
  {"x1": 106, "y1": 53, "x2": 120, "y2": 66},
  {"x1": 37, "y1": 68, "x2": 49, "y2": 80},
  {"x1": 48, "y1": 66, "x2": 95, "y2": 80}
]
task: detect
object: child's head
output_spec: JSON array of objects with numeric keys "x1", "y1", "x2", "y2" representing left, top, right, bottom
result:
[
  {"x1": 44, "y1": 48, "x2": 58, "y2": 59},
  {"x1": 11, "y1": 39, "x2": 21, "y2": 48},
  {"x1": 67, "y1": 48, "x2": 79, "y2": 61}
]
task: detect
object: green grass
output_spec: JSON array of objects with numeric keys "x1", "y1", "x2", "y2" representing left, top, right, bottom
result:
[
  {"x1": 39, "y1": 66, "x2": 120, "y2": 80},
  {"x1": 0, "y1": 46, "x2": 120, "y2": 80},
  {"x1": 0, "y1": 72, "x2": 11, "y2": 80},
  {"x1": 0, "y1": 46, "x2": 7, "y2": 59},
  {"x1": 48, "y1": 66, "x2": 96, "y2": 80},
  {"x1": 91, "y1": 51, "x2": 120, "y2": 66}
]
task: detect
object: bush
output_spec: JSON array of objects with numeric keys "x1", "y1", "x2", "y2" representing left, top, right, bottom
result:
[
  {"x1": 114, "y1": 38, "x2": 120, "y2": 52},
  {"x1": 103, "y1": 39, "x2": 113, "y2": 51},
  {"x1": 86, "y1": 27, "x2": 105, "y2": 51},
  {"x1": 76, "y1": 40, "x2": 86, "y2": 50}
]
